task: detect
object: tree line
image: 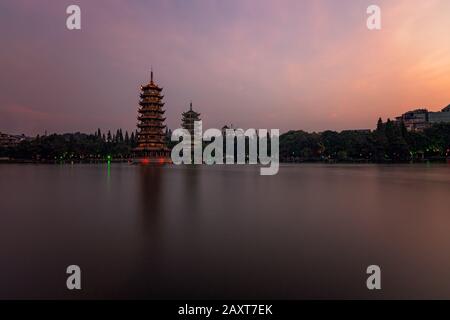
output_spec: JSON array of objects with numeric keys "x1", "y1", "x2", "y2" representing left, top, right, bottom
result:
[
  {"x1": 280, "y1": 119, "x2": 450, "y2": 162},
  {"x1": 1, "y1": 120, "x2": 449, "y2": 162},
  {"x1": 0, "y1": 129, "x2": 141, "y2": 162}
]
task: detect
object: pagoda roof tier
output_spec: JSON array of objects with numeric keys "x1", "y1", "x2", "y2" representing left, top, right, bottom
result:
[
  {"x1": 136, "y1": 139, "x2": 167, "y2": 145},
  {"x1": 139, "y1": 106, "x2": 165, "y2": 111},
  {"x1": 140, "y1": 95, "x2": 163, "y2": 99},
  {"x1": 138, "y1": 116, "x2": 166, "y2": 121},
  {"x1": 137, "y1": 140, "x2": 165, "y2": 145},
  {"x1": 139, "y1": 101, "x2": 165, "y2": 106},
  {"x1": 137, "y1": 138, "x2": 166, "y2": 142},
  {"x1": 136, "y1": 142, "x2": 166, "y2": 147},
  {"x1": 137, "y1": 137, "x2": 166, "y2": 141},
  {"x1": 138, "y1": 112, "x2": 165, "y2": 118},
  {"x1": 140, "y1": 96, "x2": 164, "y2": 101},
  {"x1": 182, "y1": 115, "x2": 201, "y2": 120},
  {"x1": 138, "y1": 111, "x2": 166, "y2": 122},
  {"x1": 137, "y1": 123, "x2": 166, "y2": 129},
  {"x1": 182, "y1": 110, "x2": 201, "y2": 117},
  {"x1": 140, "y1": 91, "x2": 163, "y2": 96},
  {"x1": 138, "y1": 105, "x2": 165, "y2": 109},
  {"x1": 141, "y1": 85, "x2": 162, "y2": 91},
  {"x1": 140, "y1": 93, "x2": 164, "y2": 98},
  {"x1": 134, "y1": 145, "x2": 169, "y2": 151},
  {"x1": 138, "y1": 129, "x2": 166, "y2": 134},
  {"x1": 137, "y1": 122, "x2": 166, "y2": 127},
  {"x1": 138, "y1": 106, "x2": 166, "y2": 114},
  {"x1": 141, "y1": 82, "x2": 162, "y2": 91},
  {"x1": 138, "y1": 105, "x2": 165, "y2": 110},
  {"x1": 139, "y1": 100, "x2": 164, "y2": 103},
  {"x1": 138, "y1": 131, "x2": 166, "y2": 138},
  {"x1": 136, "y1": 145, "x2": 166, "y2": 148},
  {"x1": 138, "y1": 113, "x2": 166, "y2": 118}
]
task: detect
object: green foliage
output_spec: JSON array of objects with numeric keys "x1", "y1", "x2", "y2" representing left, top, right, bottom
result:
[
  {"x1": 4, "y1": 122, "x2": 450, "y2": 162},
  {"x1": 280, "y1": 122, "x2": 450, "y2": 162},
  {"x1": 6, "y1": 130, "x2": 137, "y2": 162}
]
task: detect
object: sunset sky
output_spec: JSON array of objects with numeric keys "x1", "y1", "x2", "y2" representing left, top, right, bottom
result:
[{"x1": 1, "y1": 0, "x2": 450, "y2": 136}]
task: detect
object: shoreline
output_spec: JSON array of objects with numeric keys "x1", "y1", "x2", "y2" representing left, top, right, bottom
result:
[{"x1": 1, "y1": 158, "x2": 449, "y2": 165}]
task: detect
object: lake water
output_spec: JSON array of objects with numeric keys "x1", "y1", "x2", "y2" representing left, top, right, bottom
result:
[{"x1": 1, "y1": 163, "x2": 450, "y2": 299}]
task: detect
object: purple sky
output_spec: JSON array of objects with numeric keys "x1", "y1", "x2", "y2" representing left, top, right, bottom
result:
[{"x1": 1, "y1": 0, "x2": 450, "y2": 136}]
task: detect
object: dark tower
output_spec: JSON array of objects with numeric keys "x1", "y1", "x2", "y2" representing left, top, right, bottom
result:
[{"x1": 181, "y1": 101, "x2": 201, "y2": 135}]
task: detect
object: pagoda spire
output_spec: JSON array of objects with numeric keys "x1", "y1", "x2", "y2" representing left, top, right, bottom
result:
[
  {"x1": 190, "y1": 101, "x2": 193, "y2": 111},
  {"x1": 150, "y1": 66, "x2": 154, "y2": 84}
]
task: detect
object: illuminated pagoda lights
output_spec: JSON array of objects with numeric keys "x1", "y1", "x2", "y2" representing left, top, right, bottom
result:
[{"x1": 133, "y1": 70, "x2": 171, "y2": 164}]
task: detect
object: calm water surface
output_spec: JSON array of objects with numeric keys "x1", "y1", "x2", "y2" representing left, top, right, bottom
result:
[{"x1": 1, "y1": 163, "x2": 450, "y2": 299}]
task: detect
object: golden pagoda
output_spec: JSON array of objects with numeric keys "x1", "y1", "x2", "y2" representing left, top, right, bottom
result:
[{"x1": 134, "y1": 70, "x2": 171, "y2": 164}]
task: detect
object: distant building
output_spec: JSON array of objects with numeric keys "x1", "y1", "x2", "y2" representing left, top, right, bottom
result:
[
  {"x1": 0, "y1": 132, "x2": 26, "y2": 148},
  {"x1": 395, "y1": 105, "x2": 450, "y2": 132},
  {"x1": 429, "y1": 105, "x2": 450, "y2": 124},
  {"x1": 395, "y1": 108, "x2": 430, "y2": 132}
]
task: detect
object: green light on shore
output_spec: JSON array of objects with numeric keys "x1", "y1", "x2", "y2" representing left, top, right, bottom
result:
[{"x1": 107, "y1": 155, "x2": 111, "y2": 161}]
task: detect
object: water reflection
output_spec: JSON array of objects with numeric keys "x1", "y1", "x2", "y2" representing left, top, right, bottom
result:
[
  {"x1": 107, "y1": 160, "x2": 111, "y2": 179},
  {"x1": 1, "y1": 164, "x2": 450, "y2": 299},
  {"x1": 183, "y1": 165, "x2": 200, "y2": 214},
  {"x1": 138, "y1": 165, "x2": 164, "y2": 218}
]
